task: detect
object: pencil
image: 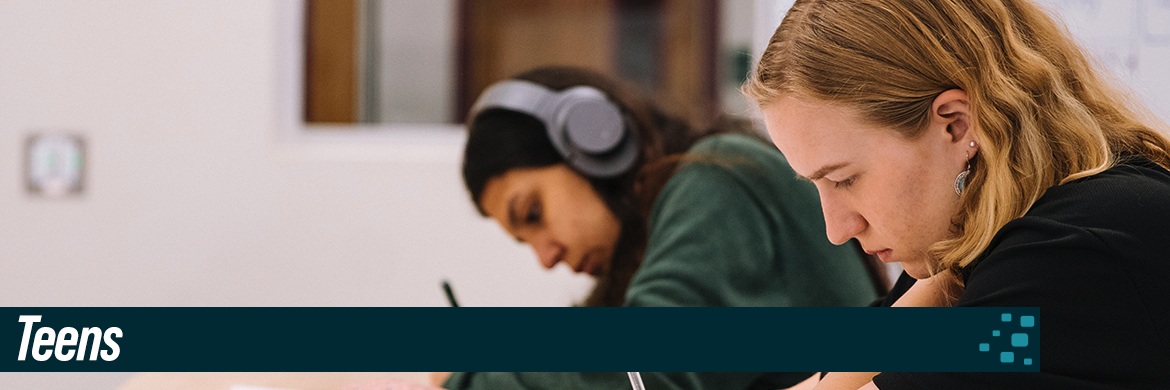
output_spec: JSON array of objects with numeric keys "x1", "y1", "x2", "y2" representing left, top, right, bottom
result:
[{"x1": 627, "y1": 372, "x2": 645, "y2": 390}]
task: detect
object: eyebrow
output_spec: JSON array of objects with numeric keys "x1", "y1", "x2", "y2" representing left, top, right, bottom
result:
[{"x1": 797, "y1": 163, "x2": 850, "y2": 182}]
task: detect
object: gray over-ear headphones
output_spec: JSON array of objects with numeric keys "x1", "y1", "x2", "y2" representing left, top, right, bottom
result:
[{"x1": 469, "y1": 80, "x2": 639, "y2": 178}]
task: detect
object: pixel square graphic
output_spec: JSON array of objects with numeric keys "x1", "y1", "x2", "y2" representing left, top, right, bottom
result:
[{"x1": 980, "y1": 313, "x2": 1037, "y2": 366}]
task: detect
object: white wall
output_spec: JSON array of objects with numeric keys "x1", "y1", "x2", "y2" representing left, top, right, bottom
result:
[
  {"x1": 1, "y1": 5, "x2": 591, "y2": 386},
  {"x1": 1040, "y1": 0, "x2": 1170, "y2": 121},
  {"x1": 0, "y1": 0, "x2": 593, "y2": 309}
]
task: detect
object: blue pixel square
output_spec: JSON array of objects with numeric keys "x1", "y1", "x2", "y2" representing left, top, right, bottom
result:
[
  {"x1": 1012, "y1": 333, "x2": 1029, "y2": 347},
  {"x1": 1001, "y1": 352, "x2": 1014, "y2": 363},
  {"x1": 1021, "y1": 315, "x2": 1035, "y2": 327},
  {"x1": 1001, "y1": 313, "x2": 1012, "y2": 322},
  {"x1": 979, "y1": 343, "x2": 990, "y2": 352},
  {"x1": 993, "y1": 330, "x2": 1000, "y2": 336},
  {"x1": 1024, "y1": 358, "x2": 1033, "y2": 365}
]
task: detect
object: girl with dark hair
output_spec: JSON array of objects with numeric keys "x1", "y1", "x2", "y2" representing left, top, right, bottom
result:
[{"x1": 442, "y1": 66, "x2": 882, "y2": 390}]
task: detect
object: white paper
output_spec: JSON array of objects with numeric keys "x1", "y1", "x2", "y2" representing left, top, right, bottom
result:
[{"x1": 230, "y1": 385, "x2": 302, "y2": 390}]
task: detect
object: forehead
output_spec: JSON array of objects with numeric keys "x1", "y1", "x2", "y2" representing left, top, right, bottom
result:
[{"x1": 761, "y1": 97, "x2": 875, "y2": 175}]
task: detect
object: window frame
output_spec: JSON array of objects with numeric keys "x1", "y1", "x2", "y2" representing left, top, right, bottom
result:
[{"x1": 276, "y1": 0, "x2": 466, "y2": 162}]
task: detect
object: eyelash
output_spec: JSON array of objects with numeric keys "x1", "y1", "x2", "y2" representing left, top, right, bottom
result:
[
  {"x1": 524, "y1": 199, "x2": 543, "y2": 225},
  {"x1": 832, "y1": 176, "x2": 857, "y2": 189}
]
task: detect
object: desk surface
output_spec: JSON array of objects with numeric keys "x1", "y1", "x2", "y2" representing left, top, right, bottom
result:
[{"x1": 117, "y1": 372, "x2": 433, "y2": 390}]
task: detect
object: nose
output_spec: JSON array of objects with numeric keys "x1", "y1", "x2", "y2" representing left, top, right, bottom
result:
[
  {"x1": 820, "y1": 190, "x2": 866, "y2": 245},
  {"x1": 528, "y1": 233, "x2": 566, "y2": 269}
]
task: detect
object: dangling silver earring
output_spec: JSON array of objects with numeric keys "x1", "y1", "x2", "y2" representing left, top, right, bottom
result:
[{"x1": 955, "y1": 152, "x2": 971, "y2": 196}]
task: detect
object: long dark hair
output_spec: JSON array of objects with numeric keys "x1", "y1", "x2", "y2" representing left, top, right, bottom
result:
[{"x1": 462, "y1": 66, "x2": 760, "y2": 306}]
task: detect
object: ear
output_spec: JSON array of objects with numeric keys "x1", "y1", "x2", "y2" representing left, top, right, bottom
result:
[{"x1": 930, "y1": 89, "x2": 973, "y2": 145}]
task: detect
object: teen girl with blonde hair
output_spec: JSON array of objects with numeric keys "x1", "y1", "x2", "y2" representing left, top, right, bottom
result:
[{"x1": 745, "y1": 0, "x2": 1170, "y2": 388}]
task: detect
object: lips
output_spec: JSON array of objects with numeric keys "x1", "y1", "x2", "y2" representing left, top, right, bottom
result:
[
  {"x1": 580, "y1": 254, "x2": 599, "y2": 275},
  {"x1": 863, "y1": 247, "x2": 894, "y2": 263},
  {"x1": 569, "y1": 252, "x2": 607, "y2": 276}
]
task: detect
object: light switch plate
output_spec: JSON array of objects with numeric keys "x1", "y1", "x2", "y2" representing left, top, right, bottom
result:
[{"x1": 25, "y1": 132, "x2": 86, "y2": 198}]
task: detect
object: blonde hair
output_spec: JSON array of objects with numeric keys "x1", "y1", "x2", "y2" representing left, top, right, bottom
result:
[{"x1": 744, "y1": 0, "x2": 1170, "y2": 278}]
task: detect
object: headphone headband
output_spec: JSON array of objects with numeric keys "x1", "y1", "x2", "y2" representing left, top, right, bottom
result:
[{"x1": 469, "y1": 80, "x2": 639, "y2": 178}]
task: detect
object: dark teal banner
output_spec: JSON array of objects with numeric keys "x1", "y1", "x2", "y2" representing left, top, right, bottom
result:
[{"x1": 2, "y1": 308, "x2": 1039, "y2": 372}]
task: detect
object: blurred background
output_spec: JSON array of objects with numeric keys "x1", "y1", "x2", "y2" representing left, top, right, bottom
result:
[{"x1": 1, "y1": 0, "x2": 1169, "y2": 388}]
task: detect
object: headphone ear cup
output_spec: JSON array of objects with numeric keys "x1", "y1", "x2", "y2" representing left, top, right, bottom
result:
[
  {"x1": 550, "y1": 86, "x2": 639, "y2": 178},
  {"x1": 562, "y1": 99, "x2": 625, "y2": 155}
]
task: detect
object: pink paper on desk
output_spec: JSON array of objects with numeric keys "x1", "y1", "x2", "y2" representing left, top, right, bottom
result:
[{"x1": 339, "y1": 380, "x2": 445, "y2": 390}]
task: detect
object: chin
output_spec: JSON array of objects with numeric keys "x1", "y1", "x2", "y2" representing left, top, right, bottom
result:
[{"x1": 902, "y1": 262, "x2": 932, "y2": 280}]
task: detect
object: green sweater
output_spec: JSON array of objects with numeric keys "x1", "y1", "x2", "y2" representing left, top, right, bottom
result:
[{"x1": 445, "y1": 134, "x2": 877, "y2": 390}]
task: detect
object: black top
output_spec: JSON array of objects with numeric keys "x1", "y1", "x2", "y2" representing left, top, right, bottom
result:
[{"x1": 873, "y1": 156, "x2": 1170, "y2": 389}]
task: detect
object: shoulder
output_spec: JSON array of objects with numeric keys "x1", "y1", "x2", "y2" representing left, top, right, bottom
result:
[
  {"x1": 652, "y1": 133, "x2": 820, "y2": 224},
  {"x1": 684, "y1": 133, "x2": 795, "y2": 176},
  {"x1": 668, "y1": 133, "x2": 811, "y2": 202},
  {"x1": 952, "y1": 158, "x2": 1170, "y2": 382},
  {"x1": 1023, "y1": 156, "x2": 1170, "y2": 235},
  {"x1": 687, "y1": 132, "x2": 777, "y2": 156},
  {"x1": 961, "y1": 157, "x2": 1170, "y2": 302}
]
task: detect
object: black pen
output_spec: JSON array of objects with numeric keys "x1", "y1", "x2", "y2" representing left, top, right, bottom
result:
[{"x1": 442, "y1": 279, "x2": 460, "y2": 307}]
